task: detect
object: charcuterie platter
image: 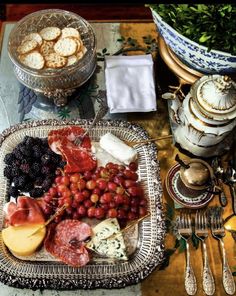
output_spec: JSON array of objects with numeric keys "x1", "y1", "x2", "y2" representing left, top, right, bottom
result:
[{"x1": 0, "y1": 119, "x2": 165, "y2": 289}]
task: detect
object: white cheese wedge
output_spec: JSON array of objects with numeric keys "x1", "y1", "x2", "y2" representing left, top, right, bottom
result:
[
  {"x1": 99, "y1": 132, "x2": 137, "y2": 165},
  {"x1": 86, "y1": 218, "x2": 128, "y2": 260},
  {"x1": 2, "y1": 224, "x2": 46, "y2": 256}
]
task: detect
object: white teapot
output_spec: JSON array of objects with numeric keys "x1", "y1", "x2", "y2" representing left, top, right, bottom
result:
[{"x1": 168, "y1": 75, "x2": 236, "y2": 157}]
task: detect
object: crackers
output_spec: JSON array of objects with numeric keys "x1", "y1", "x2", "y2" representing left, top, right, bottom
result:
[
  {"x1": 54, "y1": 38, "x2": 77, "y2": 57},
  {"x1": 44, "y1": 53, "x2": 67, "y2": 68},
  {"x1": 17, "y1": 26, "x2": 87, "y2": 70},
  {"x1": 19, "y1": 51, "x2": 45, "y2": 69},
  {"x1": 61, "y1": 27, "x2": 80, "y2": 39},
  {"x1": 39, "y1": 27, "x2": 61, "y2": 41},
  {"x1": 22, "y1": 33, "x2": 43, "y2": 46},
  {"x1": 17, "y1": 39, "x2": 38, "y2": 55}
]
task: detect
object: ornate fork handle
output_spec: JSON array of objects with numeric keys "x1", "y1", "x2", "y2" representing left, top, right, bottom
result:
[
  {"x1": 83, "y1": 106, "x2": 106, "y2": 137},
  {"x1": 220, "y1": 239, "x2": 236, "y2": 295},
  {"x1": 74, "y1": 103, "x2": 108, "y2": 145},
  {"x1": 185, "y1": 241, "x2": 197, "y2": 296},
  {"x1": 202, "y1": 241, "x2": 215, "y2": 295}
]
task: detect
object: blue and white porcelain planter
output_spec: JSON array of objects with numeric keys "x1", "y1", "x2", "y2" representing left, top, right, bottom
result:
[{"x1": 151, "y1": 9, "x2": 236, "y2": 75}]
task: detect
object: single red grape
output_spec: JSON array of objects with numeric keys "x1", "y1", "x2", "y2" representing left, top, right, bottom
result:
[
  {"x1": 95, "y1": 207, "x2": 105, "y2": 219},
  {"x1": 107, "y1": 208, "x2": 118, "y2": 218}
]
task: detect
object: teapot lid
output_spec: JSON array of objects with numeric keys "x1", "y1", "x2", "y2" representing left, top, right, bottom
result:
[{"x1": 191, "y1": 75, "x2": 236, "y2": 119}]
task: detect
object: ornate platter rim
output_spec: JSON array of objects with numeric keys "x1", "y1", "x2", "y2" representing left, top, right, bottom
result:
[{"x1": 0, "y1": 119, "x2": 165, "y2": 290}]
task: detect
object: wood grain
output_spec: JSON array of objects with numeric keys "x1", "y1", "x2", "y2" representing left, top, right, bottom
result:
[{"x1": 4, "y1": 4, "x2": 152, "y2": 21}]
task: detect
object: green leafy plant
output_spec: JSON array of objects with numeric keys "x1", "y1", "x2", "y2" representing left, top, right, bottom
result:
[{"x1": 148, "y1": 4, "x2": 236, "y2": 55}]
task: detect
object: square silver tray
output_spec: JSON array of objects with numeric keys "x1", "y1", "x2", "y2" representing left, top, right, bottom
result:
[{"x1": 0, "y1": 119, "x2": 165, "y2": 289}]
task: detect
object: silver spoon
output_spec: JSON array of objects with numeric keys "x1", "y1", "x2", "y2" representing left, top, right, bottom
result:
[
  {"x1": 225, "y1": 166, "x2": 236, "y2": 215},
  {"x1": 211, "y1": 158, "x2": 228, "y2": 207}
]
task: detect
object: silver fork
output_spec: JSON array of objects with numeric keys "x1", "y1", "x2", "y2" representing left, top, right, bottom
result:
[
  {"x1": 195, "y1": 211, "x2": 215, "y2": 295},
  {"x1": 177, "y1": 211, "x2": 197, "y2": 295},
  {"x1": 74, "y1": 96, "x2": 108, "y2": 146},
  {"x1": 74, "y1": 109, "x2": 104, "y2": 146},
  {"x1": 210, "y1": 207, "x2": 236, "y2": 295}
]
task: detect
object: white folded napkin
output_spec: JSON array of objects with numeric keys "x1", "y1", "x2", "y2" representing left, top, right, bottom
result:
[{"x1": 105, "y1": 55, "x2": 157, "y2": 113}]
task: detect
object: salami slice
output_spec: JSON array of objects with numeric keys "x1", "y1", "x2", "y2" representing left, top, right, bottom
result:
[
  {"x1": 54, "y1": 219, "x2": 92, "y2": 246},
  {"x1": 44, "y1": 219, "x2": 91, "y2": 267},
  {"x1": 48, "y1": 126, "x2": 97, "y2": 173}
]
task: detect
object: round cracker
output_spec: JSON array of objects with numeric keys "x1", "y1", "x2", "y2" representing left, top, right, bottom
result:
[
  {"x1": 66, "y1": 55, "x2": 78, "y2": 66},
  {"x1": 19, "y1": 51, "x2": 45, "y2": 70},
  {"x1": 81, "y1": 45, "x2": 87, "y2": 55},
  {"x1": 77, "y1": 45, "x2": 87, "y2": 60},
  {"x1": 54, "y1": 37, "x2": 77, "y2": 57},
  {"x1": 22, "y1": 33, "x2": 43, "y2": 46},
  {"x1": 39, "y1": 27, "x2": 61, "y2": 41},
  {"x1": 44, "y1": 53, "x2": 67, "y2": 68},
  {"x1": 17, "y1": 39, "x2": 38, "y2": 54},
  {"x1": 72, "y1": 38, "x2": 82, "y2": 53},
  {"x1": 61, "y1": 27, "x2": 80, "y2": 39},
  {"x1": 40, "y1": 40, "x2": 55, "y2": 56}
]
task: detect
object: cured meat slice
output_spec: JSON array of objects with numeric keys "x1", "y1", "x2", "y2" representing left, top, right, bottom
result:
[
  {"x1": 54, "y1": 219, "x2": 92, "y2": 246},
  {"x1": 48, "y1": 126, "x2": 97, "y2": 173},
  {"x1": 44, "y1": 219, "x2": 91, "y2": 267},
  {"x1": 7, "y1": 196, "x2": 45, "y2": 226}
]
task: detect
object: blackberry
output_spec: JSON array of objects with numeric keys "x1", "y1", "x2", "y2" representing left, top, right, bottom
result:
[
  {"x1": 4, "y1": 153, "x2": 15, "y2": 165},
  {"x1": 13, "y1": 175, "x2": 27, "y2": 189},
  {"x1": 46, "y1": 148, "x2": 56, "y2": 157},
  {"x1": 23, "y1": 136, "x2": 35, "y2": 147},
  {"x1": 28, "y1": 169, "x2": 40, "y2": 179},
  {"x1": 13, "y1": 159, "x2": 21, "y2": 166},
  {"x1": 24, "y1": 181, "x2": 34, "y2": 192},
  {"x1": 41, "y1": 165, "x2": 51, "y2": 175},
  {"x1": 41, "y1": 138, "x2": 48, "y2": 147},
  {"x1": 41, "y1": 154, "x2": 51, "y2": 165},
  {"x1": 20, "y1": 163, "x2": 30, "y2": 174},
  {"x1": 13, "y1": 148, "x2": 23, "y2": 160},
  {"x1": 33, "y1": 137, "x2": 43, "y2": 146},
  {"x1": 3, "y1": 166, "x2": 12, "y2": 179},
  {"x1": 41, "y1": 179, "x2": 53, "y2": 191},
  {"x1": 32, "y1": 145, "x2": 43, "y2": 158},
  {"x1": 20, "y1": 146, "x2": 32, "y2": 157},
  {"x1": 11, "y1": 166, "x2": 21, "y2": 178},
  {"x1": 29, "y1": 187, "x2": 44, "y2": 198},
  {"x1": 31, "y1": 162, "x2": 41, "y2": 174},
  {"x1": 50, "y1": 155, "x2": 61, "y2": 165},
  {"x1": 58, "y1": 160, "x2": 66, "y2": 169},
  {"x1": 8, "y1": 186, "x2": 19, "y2": 197},
  {"x1": 34, "y1": 176, "x2": 44, "y2": 186}
]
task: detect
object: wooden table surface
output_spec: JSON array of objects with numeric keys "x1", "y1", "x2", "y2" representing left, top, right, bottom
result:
[{"x1": 0, "y1": 5, "x2": 236, "y2": 296}]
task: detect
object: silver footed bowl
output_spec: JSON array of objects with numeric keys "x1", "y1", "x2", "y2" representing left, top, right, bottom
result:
[{"x1": 8, "y1": 9, "x2": 97, "y2": 106}]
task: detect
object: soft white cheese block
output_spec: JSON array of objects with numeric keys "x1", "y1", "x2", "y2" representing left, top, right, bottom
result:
[
  {"x1": 86, "y1": 218, "x2": 128, "y2": 260},
  {"x1": 99, "y1": 132, "x2": 137, "y2": 165}
]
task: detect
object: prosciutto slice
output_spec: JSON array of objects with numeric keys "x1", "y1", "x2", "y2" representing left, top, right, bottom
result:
[
  {"x1": 6, "y1": 196, "x2": 45, "y2": 226},
  {"x1": 44, "y1": 219, "x2": 91, "y2": 267},
  {"x1": 48, "y1": 126, "x2": 97, "y2": 173}
]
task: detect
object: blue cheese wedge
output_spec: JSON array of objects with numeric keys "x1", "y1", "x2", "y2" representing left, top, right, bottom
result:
[{"x1": 86, "y1": 218, "x2": 128, "y2": 260}]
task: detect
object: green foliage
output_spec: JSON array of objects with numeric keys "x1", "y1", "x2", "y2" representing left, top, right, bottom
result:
[
  {"x1": 178, "y1": 238, "x2": 186, "y2": 253},
  {"x1": 57, "y1": 107, "x2": 71, "y2": 119},
  {"x1": 148, "y1": 4, "x2": 236, "y2": 55},
  {"x1": 97, "y1": 48, "x2": 110, "y2": 60},
  {"x1": 159, "y1": 248, "x2": 176, "y2": 270},
  {"x1": 191, "y1": 233, "x2": 200, "y2": 250}
]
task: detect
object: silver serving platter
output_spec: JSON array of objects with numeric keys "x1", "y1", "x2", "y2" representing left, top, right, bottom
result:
[{"x1": 0, "y1": 119, "x2": 165, "y2": 289}]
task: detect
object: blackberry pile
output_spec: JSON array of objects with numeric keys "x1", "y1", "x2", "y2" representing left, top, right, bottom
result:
[{"x1": 4, "y1": 136, "x2": 65, "y2": 200}]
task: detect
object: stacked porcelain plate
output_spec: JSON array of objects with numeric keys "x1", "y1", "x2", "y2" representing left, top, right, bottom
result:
[{"x1": 174, "y1": 75, "x2": 236, "y2": 157}]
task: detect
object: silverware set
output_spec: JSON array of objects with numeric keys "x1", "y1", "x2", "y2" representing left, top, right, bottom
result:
[{"x1": 176, "y1": 208, "x2": 235, "y2": 295}]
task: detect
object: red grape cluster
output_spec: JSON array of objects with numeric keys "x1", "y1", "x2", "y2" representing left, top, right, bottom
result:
[{"x1": 41, "y1": 162, "x2": 148, "y2": 224}]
